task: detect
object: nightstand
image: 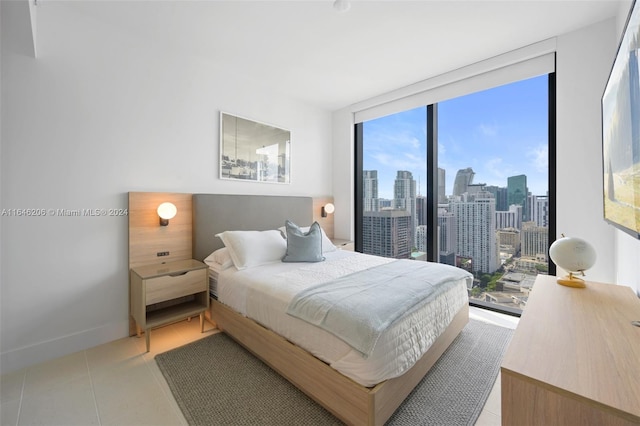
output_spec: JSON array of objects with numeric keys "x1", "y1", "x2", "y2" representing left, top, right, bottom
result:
[
  {"x1": 332, "y1": 239, "x2": 354, "y2": 251},
  {"x1": 130, "y1": 259, "x2": 209, "y2": 352}
]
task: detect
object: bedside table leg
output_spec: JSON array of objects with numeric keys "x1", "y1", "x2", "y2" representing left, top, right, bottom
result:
[
  {"x1": 145, "y1": 329, "x2": 150, "y2": 352},
  {"x1": 200, "y1": 312, "x2": 205, "y2": 333}
]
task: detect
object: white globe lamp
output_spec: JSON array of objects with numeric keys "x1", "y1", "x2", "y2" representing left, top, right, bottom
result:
[
  {"x1": 549, "y1": 235, "x2": 596, "y2": 288},
  {"x1": 157, "y1": 202, "x2": 177, "y2": 226},
  {"x1": 321, "y1": 203, "x2": 335, "y2": 218}
]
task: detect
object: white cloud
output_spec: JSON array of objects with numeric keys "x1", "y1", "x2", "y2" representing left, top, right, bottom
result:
[
  {"x1": 483, "y1": 156, "x2": 519, "y2": 185},
  {"x1": 371, "y1": 151, "x2": 424, "y2": 172},
  {"x1": 527, "y1": 144, "x2": 548, "y2": 172},
  {"x1": 366, "y1": 126, "x2": 425, "y2": 172},
  {"x1": 485, "y1": 157, "x2": 505, "y2": 179},
  {"x1": 478, "y1": 123, "x2": 498, "y2": 137}
]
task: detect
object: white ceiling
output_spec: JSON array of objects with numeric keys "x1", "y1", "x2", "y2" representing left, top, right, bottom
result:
[{"x1": 64, "y1": 0, "x2": 624, "y2": 110}]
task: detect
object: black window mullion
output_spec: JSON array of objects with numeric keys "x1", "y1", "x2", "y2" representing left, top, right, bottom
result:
[
  {"x1": 426, "y1": 104, "x2": 438, "y2": 262},
  {"x1": 354, "y1": 122, "x2": 364, "y2": 253},
  {"x1": 548, "y1": 70, "x2": 557, "y2": 276}
]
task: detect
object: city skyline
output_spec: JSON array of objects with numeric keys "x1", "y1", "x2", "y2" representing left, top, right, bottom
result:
[
  {"x1": 362, "y1": 166, "x2": 550, "y2": 275},
  {"x1": 363, "y1": 75, "x2": 549, "y2": 200}
]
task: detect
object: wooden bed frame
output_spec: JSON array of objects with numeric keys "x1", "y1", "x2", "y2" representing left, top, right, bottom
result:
[
  {"x1": 211, "y1": 300, "x2": 468, "y2": 426},
  {"x1": 192, "y1": 193, "x2": 469, "y2": 425}
]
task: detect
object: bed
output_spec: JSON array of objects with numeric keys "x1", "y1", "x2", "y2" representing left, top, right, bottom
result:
[{"x1": 193, "y1": 194, "x2": 471, "y2": 426}]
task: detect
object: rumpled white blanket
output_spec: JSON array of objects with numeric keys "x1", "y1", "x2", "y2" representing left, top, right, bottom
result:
[{"x1": 287, "y1": 259, "x2": 473, "y2": 358}]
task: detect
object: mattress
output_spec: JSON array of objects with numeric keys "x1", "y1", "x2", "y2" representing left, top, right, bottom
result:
[
  {"x1": 216, "y1": 250, "x2": 469, "y2": 387},
  {"x1": 208, "y1": 269, "x2": 219, "y2": 299}
]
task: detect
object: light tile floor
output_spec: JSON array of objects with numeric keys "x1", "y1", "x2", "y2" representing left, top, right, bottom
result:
[{"x1": 1, "y1": 307, "x2": 518, "y2": 426}]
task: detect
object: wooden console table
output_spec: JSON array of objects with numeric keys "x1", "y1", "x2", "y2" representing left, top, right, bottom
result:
[{"x1": 501, "y1": 274, "x2": 640, "y2": 425}]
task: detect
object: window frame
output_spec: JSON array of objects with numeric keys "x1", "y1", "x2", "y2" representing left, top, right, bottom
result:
[{"x1": 354, "y1": 71, "x2": 557, "y2": 317}]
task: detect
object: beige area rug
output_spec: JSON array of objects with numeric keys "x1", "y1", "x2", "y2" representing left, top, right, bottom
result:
[{"x1": 156, "y1": 319, "x2": 512, "y2": 425}]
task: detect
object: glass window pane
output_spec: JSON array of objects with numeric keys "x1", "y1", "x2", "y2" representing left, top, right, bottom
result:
[
  {"x1": 361, "y1": 106, "x2": 429, "y2": 260},
  {"x1": 438, "y1": 75, "x2": 549, "y2": 315},
  {"x1": 357, "y1": 75, "x2": 550, "y2": 316}
]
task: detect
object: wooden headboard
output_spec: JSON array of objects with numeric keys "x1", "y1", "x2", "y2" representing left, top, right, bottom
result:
[
  {"x1": 128, "y1": 192, "x2": 193, "y2": 269},
  {"x1": 192, "y1": 194, "x2": 314, "y2": 261}
]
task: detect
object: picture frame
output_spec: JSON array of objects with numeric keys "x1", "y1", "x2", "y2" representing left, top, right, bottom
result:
[
  {"x1": 219, "y1": 112, "x2": 291, "y2": 184},
  {"x1": 601, "y1": 0, "x2": 640, "y2": 239}
]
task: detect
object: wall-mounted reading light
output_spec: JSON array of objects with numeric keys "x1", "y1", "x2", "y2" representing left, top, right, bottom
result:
[
  {"x1": 157, "y1": 202, "x2": 177, "y2": 226},
  {"x1": 321, "y1": 203, "x2": 335, "y2": 218}
]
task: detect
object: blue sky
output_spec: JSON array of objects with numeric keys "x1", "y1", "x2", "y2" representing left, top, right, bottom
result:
[{"x1": 363, "y1": 75, "x2": 549, "y2": 201}]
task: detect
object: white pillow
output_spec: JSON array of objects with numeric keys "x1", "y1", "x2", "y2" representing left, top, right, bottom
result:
[
  {"x1": 203, "y1": 247, "x2": 234, "y2": 270},
  {"x1": 206, "y1": 261, "x2": 225, "y2": 275},
  {"x1": 215, "y1": 230, "x2": 287, "y2": 270},
  {"x1": 279, "y1": 224, "x2": 337, "y2": 253}
]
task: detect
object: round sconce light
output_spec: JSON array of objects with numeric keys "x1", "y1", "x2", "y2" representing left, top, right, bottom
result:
[{"x1": 157, "y1": 202, "x2": 177, "y2": 226}]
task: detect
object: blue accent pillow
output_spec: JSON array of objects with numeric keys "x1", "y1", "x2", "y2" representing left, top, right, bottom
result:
[{"x1": 282, "y1": 220, "x2": 325, "y2": 263}]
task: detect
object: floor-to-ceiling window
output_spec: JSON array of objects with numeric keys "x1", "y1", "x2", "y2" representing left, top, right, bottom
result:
[
  {"x1": 359, "y1": 106, "x2": 428, "y2": 260},
  {"x1": 355, "y1": 73, "x2": 555, "y2": 316}
]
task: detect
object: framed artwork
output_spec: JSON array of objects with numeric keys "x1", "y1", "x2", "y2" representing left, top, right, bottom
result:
[
  {"x1": 602, "y1": 0, "x2": 640, "y2": 239},
  {"x1": 220, "y1": 112, "x2": 291, "y2": 184}
]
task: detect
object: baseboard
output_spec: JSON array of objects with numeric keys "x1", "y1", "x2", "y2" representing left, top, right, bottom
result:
[{"x1": 0, "y1": 320, "x2": 129, "y2": 375}]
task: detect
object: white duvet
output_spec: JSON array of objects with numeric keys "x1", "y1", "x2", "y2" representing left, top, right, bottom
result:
[{"x1": 216, "y1": 250, "x2": 469, "y2": 387}]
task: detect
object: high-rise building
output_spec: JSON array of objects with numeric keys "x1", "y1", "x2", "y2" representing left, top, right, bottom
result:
[
  {"x1": 495, "y1": 204, "x2": 523, "y2": 230},
  {"x1": 438, "y1": 168, "x2": 447, "y2": 203},
  {"x1": 438, "y1": 205, "x2": 457, "y2": 265},
  {"x1": 363, "y1": 170, "x2": 379, "y2": 212},
  {"x1": 394, "y1": 171, "x2": 416, "y2": 210},
  {"x1": 362, "y1": 210, "x2": 412, "y2": 259},
  {"x1": 528, "y1": 194, "x2": 549, "y2": 227},
  {"x1": 415, "y1": 225, "x2": 428, "y2": 252},
  {"x1": 453, "y1": 167, "x2": 475, "y2": 196},
  {"x1": 485, "y1": 185, "x2": 508, "y2": 211},
  {"x1": 416, "y1": 195, "x2": 428, "y2": 226},
  {"x1": 521, "y1": 221, "x2": 549, "y2": 261},
  {"x1": 496, "y1": 227, "x2": 521, "y2": 256},
  {"x1": 415, "y1": 196, "x2": 428, "y2": 253},
  {"x1": 467, "y1": 183, "x2": 487, "y2": 196},
  {"x1": 451, "y1": 191, "x2": 498, "y2": 274},
  {"x1": 378, "y1": 199, "x2": 393, "y2": 209},
  {"x1": 507, "y1": 174, "x2": 528, "y2": 220},
  {"x1": 394, "y1": 170, "x2": 417, "y2": 239}
]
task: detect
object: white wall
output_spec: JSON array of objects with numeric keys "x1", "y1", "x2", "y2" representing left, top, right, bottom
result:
[
  {"x1": 555, "y1": 18, "x2": 617, "y2": 285},
  {"x1": 556, "y1": 6, "x2": 639, "y2": 295},
  {"x1": 334, "y1": 17, "x2": 638, "y2": 291},
  {"x1": 0, "y1": 2, "x2": 332, "y2": 373},
  {"x1": 331, "y1": 107, "x2": 354, "y2": 241},
  {"x1": 612, "y1": 1, "x2": 640, "y2": 295}
]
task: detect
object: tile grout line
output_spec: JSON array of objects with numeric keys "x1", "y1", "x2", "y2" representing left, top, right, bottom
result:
[
  {"x1": 143, "y1": 347, "x2": 187, "y2": 425},
  {"x1": 83, "y1": 350, "x2": 102, "y2": 426},
  {"x1": 142, "y1": 321, "x2": 218, "y2": 425},
  {"x1": 14, "y1": 370, "x2": 26, "y2": 426}
]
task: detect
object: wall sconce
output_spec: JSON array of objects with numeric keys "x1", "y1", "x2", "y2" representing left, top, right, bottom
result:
[
  {"x1": 321, "y1": 203, "x2": 335, "y2": 218},
  {"x1": 157, "y1": 202, "x2": 177, "y2": 226}
]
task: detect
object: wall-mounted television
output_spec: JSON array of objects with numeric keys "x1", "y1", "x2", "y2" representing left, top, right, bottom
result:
[{"x1": 602, "y1": 0, "x2": 640, "y2": 239}]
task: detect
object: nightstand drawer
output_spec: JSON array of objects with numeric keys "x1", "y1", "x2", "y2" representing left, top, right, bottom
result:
[{"x1": 146, "y1": 268, "x2": 207, "y2": 305}]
